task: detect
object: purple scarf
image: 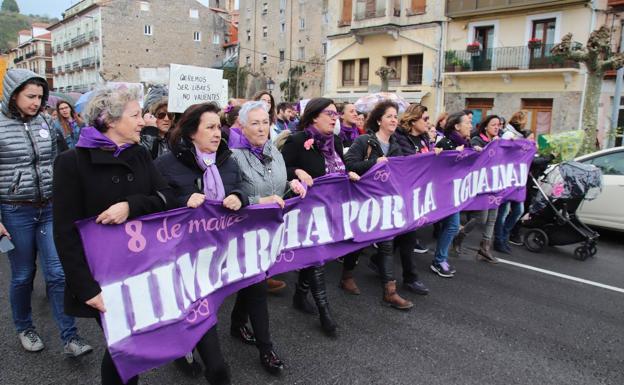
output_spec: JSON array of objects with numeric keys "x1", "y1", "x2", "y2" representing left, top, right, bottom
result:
[
  {"x1": 448, "y1": 130, "x2": 471, "y2": 148},
  {"x1": 76, "y1": 126, "x2": 133, "y2": 157},
  {"x1": 193, "y1": 144, "x2": 225, "y2": 201},
  {"x1": 304, "y1": 125, "x2": 346, "y2": 174},
  {"x1": 339, "y1": 120, "x2": 359, "y2": 144},
  {"x1": 231, "y1": 133, "x2": 266, "y2": 162},
  {"x1": 227, "y1": 126, "x2": 244, "y2": 149}
]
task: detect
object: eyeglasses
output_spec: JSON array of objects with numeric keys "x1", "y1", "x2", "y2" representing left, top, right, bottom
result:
[
  {"x1": 156, "y1": 112, "x2": 174, "y2": 120},
  {"x1": 322, "y1": 110, "x2": 340, "y2": 118}
]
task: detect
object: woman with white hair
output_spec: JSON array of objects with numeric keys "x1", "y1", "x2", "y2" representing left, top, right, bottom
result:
[
  {"x1": 53, "y1": 86, "x2": 176, "y2": 385},
  {"x1": 228, "y1": 100, "x2": 306, "y2": 374}
]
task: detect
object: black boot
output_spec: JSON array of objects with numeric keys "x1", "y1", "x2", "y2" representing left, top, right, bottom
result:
[
  {"x1": 292, "y1": 272, "x2": 316, "y2": 315},
  {"x1": 308, "y1": 266, "x2": 337, "y2": 336}
]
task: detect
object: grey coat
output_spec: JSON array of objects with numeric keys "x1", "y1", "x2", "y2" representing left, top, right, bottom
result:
[
  {"x1": 231, "y1": 141, "x2": 288, "y2": 204},
  {"x1": 0, "y1": 69, "x2": 58, "y2": 218}
]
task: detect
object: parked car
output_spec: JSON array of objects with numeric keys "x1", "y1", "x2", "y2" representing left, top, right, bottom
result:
[{"x1": 574, "y1": 146, "x2": 624, "y2": 231}]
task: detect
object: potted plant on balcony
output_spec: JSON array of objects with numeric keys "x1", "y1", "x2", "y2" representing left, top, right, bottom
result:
[
  {"x1": 528, "y1": 38, "x2": 542, "y2": 50},
  {"x1": 466, "y1": 41, "x2": 481, "y2": 54}
]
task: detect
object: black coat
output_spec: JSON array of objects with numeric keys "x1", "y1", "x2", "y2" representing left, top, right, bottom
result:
[
  {"x1": 154, "y1": 138, "x2": 249, "y2": 208},
  {"x1": 52, "y1": 145, "x2": 176, "y2": 318},
  {"x1": 344, "y1": 133, "x2": 403, "y2": 176},
  {"x1": 281, "y1": 131, "x2": 345, "y2": 179},
  {"x1": 394, "y1": 126, "x2": 431, "y2": 155}
]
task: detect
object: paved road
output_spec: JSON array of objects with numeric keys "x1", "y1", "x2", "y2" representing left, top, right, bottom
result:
[{"x1": 1, "y1": 226, "x2": 623, "y2": 385}]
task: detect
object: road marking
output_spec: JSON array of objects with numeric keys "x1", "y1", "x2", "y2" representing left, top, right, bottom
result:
[{"x1": 498, "y1": 258, "x2": 624, "y2": 294}]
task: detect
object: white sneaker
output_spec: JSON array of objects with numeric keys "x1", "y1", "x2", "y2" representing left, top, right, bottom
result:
[
  {"x1": 63, "y1": 336, "x2": 93, "y2": 357},
  {"x1": 19, "y1": 329, "x2": 45, "y2": 352}
]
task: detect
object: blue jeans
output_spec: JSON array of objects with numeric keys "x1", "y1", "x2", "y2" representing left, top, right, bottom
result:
[
  {"x1": 1, "y1": 203, "x2": 77, "y2": 343},
  {"x1": 494, "y1": 201, "x2": 524, "y2": 243},
  {"x1": 434, "y1": 212, "x2": 460, "y2": 264}
]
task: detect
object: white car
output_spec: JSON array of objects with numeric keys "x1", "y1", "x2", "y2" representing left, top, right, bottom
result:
[{"x1": 574, "y1": 147, "x2": 624, "y2": 231}]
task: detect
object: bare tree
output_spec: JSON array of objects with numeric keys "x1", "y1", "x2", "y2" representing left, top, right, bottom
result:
[{"x1": 552, "y1": 26, "x2": 624, "y2": 153}]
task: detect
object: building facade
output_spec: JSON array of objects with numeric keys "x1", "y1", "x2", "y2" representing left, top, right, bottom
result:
[
  {"x1": 8, "y1": 24, "x2": 54, "y2": 89},
  {"x1": 443, "y1": 0, "x2": 595, "y2": 135},
  {"x1": 49, "y1": 0, "x2": 228, "y2": 92},
  {"x1": 237, "y1": 0, "x2": 328, "y2": 101},
  {"x1": 324, "y1": 0, "x2": 446, "y2": 114}
]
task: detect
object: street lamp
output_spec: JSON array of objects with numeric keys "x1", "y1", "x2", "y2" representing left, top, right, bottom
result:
[{"x1": 266, "y1": 77, "x2": 275, "y2": 94}]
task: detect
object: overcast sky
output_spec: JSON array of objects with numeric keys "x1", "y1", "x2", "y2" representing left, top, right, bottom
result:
[{"x1": 16, "y1": 0, "x2": 78, "y2": 19}]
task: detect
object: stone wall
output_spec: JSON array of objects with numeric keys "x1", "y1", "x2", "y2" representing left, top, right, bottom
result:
[
  {"x1": 444, "y1": 91, "x2": 582, "y2": 132},
  {"x1": 101, "y1": 0, "x2": 225, "y2": 83}
]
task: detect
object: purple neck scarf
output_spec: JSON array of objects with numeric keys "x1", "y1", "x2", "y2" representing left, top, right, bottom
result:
[
  {"x1": 193, "y1": 144, "x2": 225, "y2": 201},
  {"x1": 304, "y1": 125, "x2": 345, "y2": 174},
  {"x1": 76, "y1": 126, "x2": 133, "y2": 157},
  {"x1": 448, "y1": 130, "x2": 471, "y2": 148},
  {"x1": 231, "y1": 133, "x2": 266, "y2": 162},
  {"x1": 227, "y1": 126, "x2": 244, "y2": 149},
  {"x1": 339, "y1": 120, "x2": 359, "y2": 144}
]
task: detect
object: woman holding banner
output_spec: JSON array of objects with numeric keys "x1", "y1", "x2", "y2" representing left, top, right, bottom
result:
[
  {"x1": 431, "y1": 111, "x2": 473, "y2": 277},
  {"x1": 52, "y1": 87, "x2": 177, "y2": 385},
  {"x1": 229, "y1": 100, "x2": 306, "y2": 373},
  {"x1": 281, "y1": 97, "x2": 361, "y2": 335},
  {"x1": 344, "y1": 100, "x2": 414, "y2": 310}
]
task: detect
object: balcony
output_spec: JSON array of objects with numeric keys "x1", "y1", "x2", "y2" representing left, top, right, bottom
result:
[
  {"x1": 72, "y1": 61, "x2": 81, "y2": 70},
  {"x1": 81, "y1": 57, "x2": 99, "y2": 68},
  {"x1": 446, "y1": 0, "x2": 588, "y2": 18},
  {"x1": 64, "y1": 64, "x2": 72, "y2": 71},
  {"x1": 444, "y1": 45, "x2": 579, "y2": 73},
  {"x1": 25, "y1": 52, "x2": 36, "y2": 59},
  {"x1": 13, "y1": 56, "x2": 24, "y2": 64}
]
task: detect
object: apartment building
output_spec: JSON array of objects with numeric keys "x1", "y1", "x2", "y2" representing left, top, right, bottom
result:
[
  {"x1": 49, "y1": 0, "x2": 228, "y2": 92},
  {"x1": 443, "y1": 0, "x2": 598, "y2": 135},
  {"x1": 8, "y1": 24, "x2": 54, "y2": 89},
  {"x1": 324, "y1": 0, "x2": 446, "y2": 114},
  {"x1": 238, "y1": 0, "x2": 328, "y2": 101}
]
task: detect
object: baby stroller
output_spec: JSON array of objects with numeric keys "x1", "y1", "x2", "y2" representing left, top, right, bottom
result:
[{"x1": 522, "y1": 161, "x2": 602, "y2": 260}]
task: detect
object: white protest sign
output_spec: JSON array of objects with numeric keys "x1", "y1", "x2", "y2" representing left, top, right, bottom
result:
[
  {"x1": 219, "y1": 79, "x2": 228, "y2": 108},
  {"x1": 168, "y1": 64, "x2": 224, "y2": 113}
]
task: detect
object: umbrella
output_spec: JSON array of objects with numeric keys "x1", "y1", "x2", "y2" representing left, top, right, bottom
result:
[
  {"x1": 75, "y1": 90, "x2": 95, "y2": 113},
  {"x1": 67, "y1": 92, "x2": 83, "y2": 102},
  {"x1": 354, "y1": 92, "x2": 410, "y2": 113},
  {"x1": 47, "y1": 92, "x2": 74, "y2": 108}
]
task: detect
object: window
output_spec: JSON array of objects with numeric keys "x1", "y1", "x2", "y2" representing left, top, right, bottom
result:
[
  {"x1": 322, "y1": 11, "x2": 329, "y2": 25},
  {"x1": 340, "y1": 0, "x2": 352, "y2": 26},
  {"x1": 322, "y1": 42, "x2": 327, "y2": 56},
  {"x1": 298, "y1": 47, "x2": 305, "y2": 60},
  {"x1": 280, "y1": 0, "x2": 286, "y2": 10},
  {"x1": 530, "y1": 18, "x2": 556, "y2": 64},
  {"x1": 280, "y1": 22, "x2": 285, "y2": 33},
  {"x1": 279, "y1": 49, "x2": 285, "y2": 62},
  {"x1": 585, "y1": 152, "x2": 624, "y2": 175},
  {"x1": 144, "y1": 25, "x2": 152, "y2": 36},
  {"x1": 213, "y1": 34, "x2": 220, "y2": 44},
  {"x1": 359, "y1": 58, "x2": 369, "y2": 85},
  {"x1": 521, "y1": 99, "x2": 553, "y2": 135},
  {"x1": 189, "y1": 9, "x2": 199, "y2": 18},
  {"x1": 262, "y1": 2, "x2": 268, "y2": 14},
  {"x1": 246, "y1": 29, "x2": 251, "y2": 41},
  {"x1": 408, "y1": 0, "x2": 425, "y2": 14},
  {"x1": 342, "y1": 59, "x2": 355, "y2": 86},
  {"x1": 262, "y1": 54, "x2": 267, "y2": 64},
  {"x1": 386, "y1": 56, "x2": 401, "y2": 84},
  {"x1": 466, "y1": 98, "x2": 494, "y2": 128},
  {"x1": 263, "y1": 26, "x2": 268, "y2": 38},
  {"x1": 193, "y1": 32, "x2": 201, "y2": 41},
  {"x1": 299, "y1": 17, "x2": 305, "y2": 30},
  {"x1": 407, "y1": 54, "x2": 423, "y2": 85},
  {"x1": 139, "y1": 1, "x2": 150, "y2": 11},
  {"x1": 246, "y1": 55, "x2": 250, "y2": 65}
]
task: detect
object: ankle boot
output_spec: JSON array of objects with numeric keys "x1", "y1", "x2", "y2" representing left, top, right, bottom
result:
[
  {"x1": 292, "y1": 278, "x2": 316, "y2": 315},
  {"x1": 452, "y1": 231, "x2": 466, "y2": 256},
  {"x1": 476, "y1": 239, "x2": 499, "y2": 264},
  {"x1": 309, "y1": 267, "x2": 337, "y2": 336},
  {"x1": 339, "y1": 269, "x2": 360, "y2": 295},
  {"x1": 382, "y1": 281, "x2": 413, "y2": 310},
  {"x1": 204, "y1": 364, "x2": 231, "y2": 385}
]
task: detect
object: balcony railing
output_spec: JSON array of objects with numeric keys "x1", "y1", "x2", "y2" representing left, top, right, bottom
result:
[
  {"x1": 72, "y1": 61, "x2": 81, "y2": 70},
  {"x1": 354, "y1": 8, "x2": 385, "y2": 20},
  {"x1": 13, "y1": 56, "x2": 24, "y2": 64},
  {"x1": 25, "y1": 52, "x2": 36, "y2": 59},
  {"x1": 444, "y1": 45, "x2": 580, "y2": 73},
  {"x1": 446, "y1": 0, "x2": 586, "y2": 18}
]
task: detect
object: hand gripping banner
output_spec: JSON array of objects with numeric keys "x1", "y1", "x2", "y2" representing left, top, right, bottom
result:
[{"x1": 77, "y1": 140, "x2": 536, "y2": 381}]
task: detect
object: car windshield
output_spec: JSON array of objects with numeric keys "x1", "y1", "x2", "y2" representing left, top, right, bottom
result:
[{"x1": 583, "y1": 151, "x2": 624, "y2": 176}]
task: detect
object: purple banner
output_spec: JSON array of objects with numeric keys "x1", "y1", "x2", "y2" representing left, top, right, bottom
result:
[{"x1": 77, "y1": 140, "x2": 536, "y2": 381}]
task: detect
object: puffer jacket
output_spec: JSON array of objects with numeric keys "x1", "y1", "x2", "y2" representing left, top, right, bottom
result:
[{"x1": 0, "y1": 69, "x2": 58, "y2": 216}]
